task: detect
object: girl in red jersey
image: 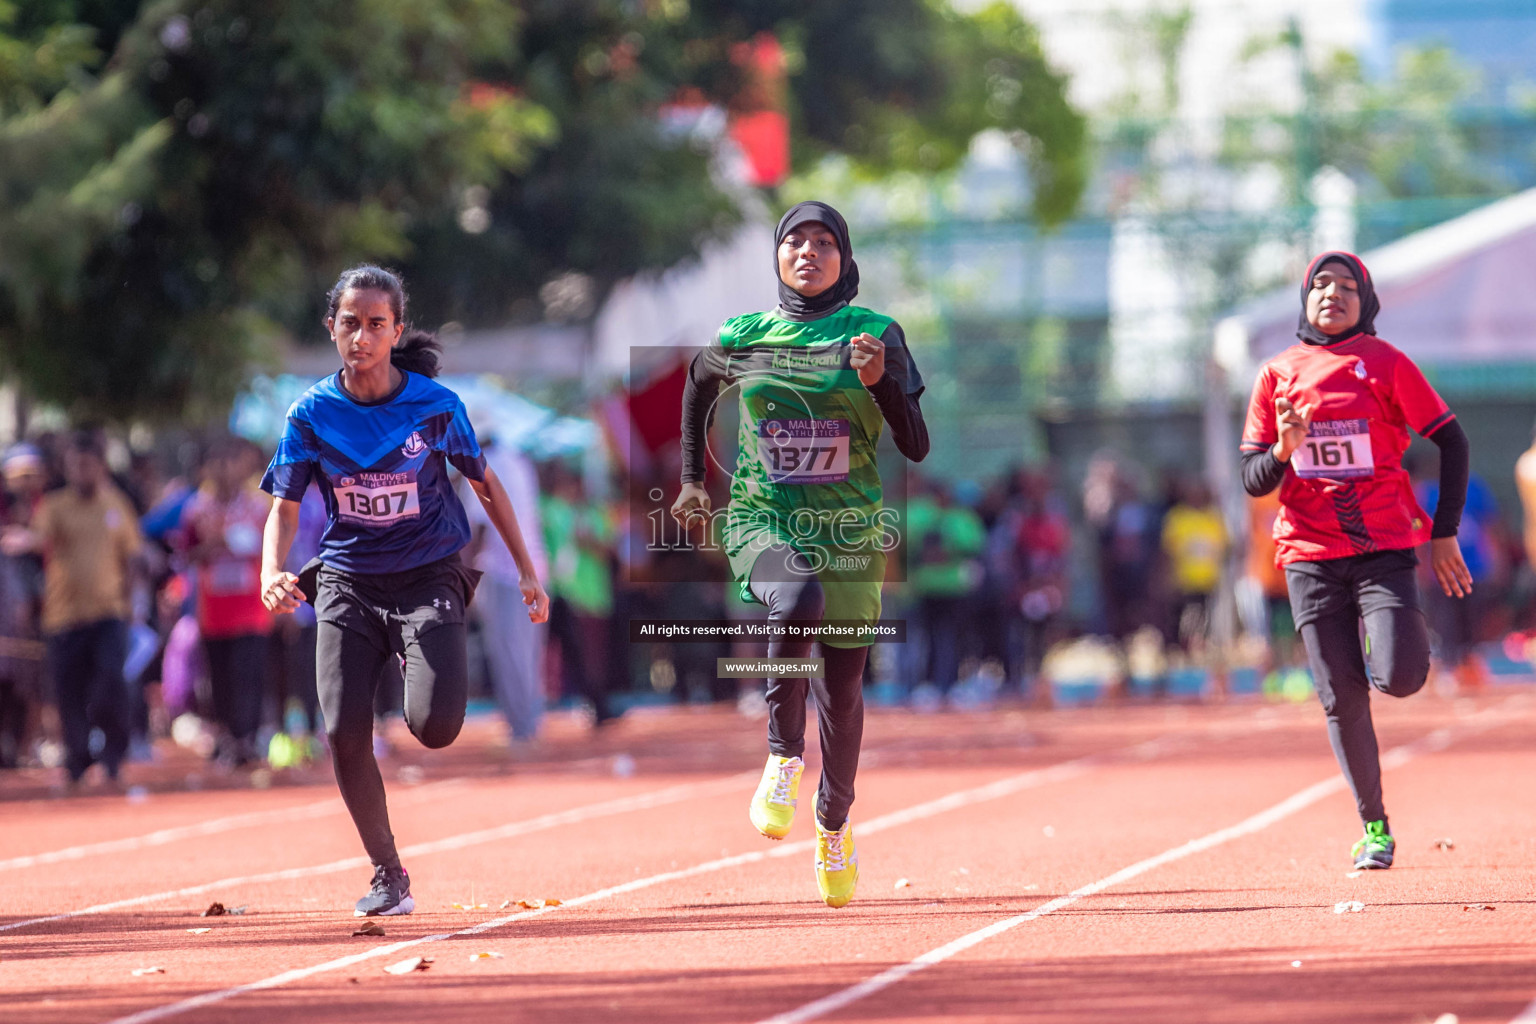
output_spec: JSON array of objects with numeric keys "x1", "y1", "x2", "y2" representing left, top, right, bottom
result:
[{"x1": 1240, "y1": 251, "x2": 1471, "y2": 870}]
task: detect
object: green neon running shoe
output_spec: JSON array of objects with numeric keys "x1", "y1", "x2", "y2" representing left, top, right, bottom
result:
[{"x1": 1351, "y1": 820, "x2": 1395, "y2": 870}]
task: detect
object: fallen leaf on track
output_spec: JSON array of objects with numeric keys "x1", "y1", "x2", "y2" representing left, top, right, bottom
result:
[
  {"x1": 469, "y1": 952, "x2": 504, "y2": 961},
  {"x1": 352, "y1": 924, "x2": 386, "y2": 937},
  {"x1": 1434, "y1": 838, "x2": 1456, "y2": 851},
  {"x1": 499, "y1": 899, "x2": 512, "y2": 910},
  {"x1": 132, "y1": 967, "x2": 165, "y2": 976},
  {"x1": 186, "y1": 928, "x2": 211, "y2": 935},
  {"x1": 1463, "y1": 904, "x2": 1496, "y2": 911},
  {"x1": 893, "y1": 878, "x2": 911, "y2": 890},
  {"x1": 451, "y1": 903, "x2": 489, "y2": 910},
  {"x1": 227, "y1": 906, "x2": 249, "y2": 915},
  {"x1": 384, "y1": 957, "x2": 433, "y2": 975},
  {"x1": 200, "y1": 902, "x2": 226, "y2": 917},
  {"x1": 514, "y1": 898, "x2": 563, "y2": 909},
  {"x1": 1333, "y1": 900, "x2": 1365, "y2": 914}
]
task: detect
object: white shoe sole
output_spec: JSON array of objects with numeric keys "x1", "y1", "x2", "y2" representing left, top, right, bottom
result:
[{"x1": 354, "y1": 895, "x2": 415, "y2": 917}]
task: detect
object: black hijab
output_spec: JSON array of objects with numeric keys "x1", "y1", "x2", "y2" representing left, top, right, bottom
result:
[
  {"x1": 1296, "y1": 250, "x2": 1379, "y2": 346},
  {"x1": 774, "y1": 201, "x2": 860, "y2": 318}
]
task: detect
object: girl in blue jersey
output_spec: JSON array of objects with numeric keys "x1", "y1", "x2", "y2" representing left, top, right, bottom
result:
[{"x1": 259, "y1": 265, "x2": 549, "y2": 917}]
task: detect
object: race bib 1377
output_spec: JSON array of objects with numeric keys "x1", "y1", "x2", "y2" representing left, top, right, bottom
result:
[
  {"x1": 756, "y1": 419, "x2": 851, "y2": 484},
  {"x1": 333, "y1": 472, "x2": 421, "y2": 526}
]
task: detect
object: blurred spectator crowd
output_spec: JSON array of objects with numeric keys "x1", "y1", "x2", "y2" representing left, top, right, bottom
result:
[{"x1": 0, "y1": 427, "x2": 1525, "y2": 787}]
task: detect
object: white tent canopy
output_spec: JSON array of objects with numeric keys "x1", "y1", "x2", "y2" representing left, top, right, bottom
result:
[{"x1": 1215, "y1": 186, "x2": 1536, "y2": 375}]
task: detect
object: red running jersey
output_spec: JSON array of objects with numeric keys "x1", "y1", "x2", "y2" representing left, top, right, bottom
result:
[{"x1": 1241, "y1": 334, "x2": 1454, "y2": 567}]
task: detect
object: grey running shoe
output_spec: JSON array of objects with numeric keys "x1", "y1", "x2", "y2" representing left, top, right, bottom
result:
[{"x1": 354, "y1": 865, "x2": 414, "y2": 916}]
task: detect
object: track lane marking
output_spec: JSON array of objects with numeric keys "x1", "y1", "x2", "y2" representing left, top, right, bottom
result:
[
  {"x1": 757, "y1": 700, "x2": 1525, "y2": 1024},
  {"x1": 0, "y1": 773, "x2": 752, "y2": 934},
  {"x1": 4, "y1": 711, "x2": 1252, "y2": 937},
  {"x1": 1512, "y1": 998, "x2": 1536, "y2": 1023},
  {"x1": 0, "y1": 780, "x2": 470, "y2": 871},
  {"x1": 94, "y1": 721, "x2": 1271, "y2": 1024}
]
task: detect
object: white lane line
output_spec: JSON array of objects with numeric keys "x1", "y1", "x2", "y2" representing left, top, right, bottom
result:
[
  {"x1": 1512, "y1": 998, "x2": 1536, "y2": 1023},
  {"x1": 6, "y1": 711, "x2": 1242, "y2": 937},
  {"x1": 0, "y1": 780, "x2": 466, "y2": 872},
  {"x1": 96, "y1": 728, "x2": 1212, "y2": 1024},
  {"x1": 758, "y1": 704, "x2": 1522, "y2": 1024},
  {"x1": 0, "y1": 774, "x2": 750, "y2": 935}
]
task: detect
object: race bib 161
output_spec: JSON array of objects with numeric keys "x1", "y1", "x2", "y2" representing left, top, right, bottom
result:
[
  {"x1": 334, "y1": 472, "x2": 422, "y2": 525},
  {"x1": 756, "y1": 419, "x2": 851, "y2": 484},
  {"x1": 1293, "y1": 418, "x2": 1375, "y2": 480}
]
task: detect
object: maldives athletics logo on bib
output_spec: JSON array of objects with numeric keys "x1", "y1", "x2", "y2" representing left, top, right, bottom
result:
[{"x1": 401, "y1": 431, "x2": 428, "y2": 458}]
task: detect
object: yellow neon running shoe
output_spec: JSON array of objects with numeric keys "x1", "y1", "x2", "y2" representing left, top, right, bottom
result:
[
  {"x1": 749, "y1": 755, "x2": 804, "y2": 839},
  {"x1": 815, "y1": 818, "x2": 859, "y2": 908}
]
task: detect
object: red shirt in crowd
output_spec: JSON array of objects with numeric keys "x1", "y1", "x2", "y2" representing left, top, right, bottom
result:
[
  {"x1": 179, "y1": 487, "x2": 273, "y2": 639},
  {"x1": 1241, "y1": 334, "x2": 1454, "y2": 567}
]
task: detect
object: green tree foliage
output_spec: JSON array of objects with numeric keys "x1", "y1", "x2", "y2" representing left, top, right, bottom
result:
[
  {"x1": 0, "y1": 0, "x2": 1086, "y2": 422},
  {"x1": 1221, "y1": 41, "x2": 1505, "y2": 202},
  {"x1": 0, "y1": 0, "x2": 552, "y2": 421},
  {"x1": 403, "y1": 0, "x2": 1086, "y2": 327}
]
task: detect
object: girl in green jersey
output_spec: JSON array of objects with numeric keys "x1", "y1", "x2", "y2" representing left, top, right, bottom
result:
[{"x1": 674, "y1": 201, "x2": 929, "y2": 906}]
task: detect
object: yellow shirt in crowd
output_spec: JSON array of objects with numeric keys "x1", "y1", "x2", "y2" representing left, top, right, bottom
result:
[
  {"x1": 34, "y1": 484, "x2": 142, "y2": 634},
  {"x1": 1161, "y1": 503, "x2": 1227, "y2": 596}
]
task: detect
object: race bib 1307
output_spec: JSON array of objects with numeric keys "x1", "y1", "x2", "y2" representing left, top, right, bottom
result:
[
  {"x1": 1292, "y1": 418, "x2": 1375, "y2": 480},
  {"x1": 333, "y1": 472, "x2": 421, "y2": 526},
  {"x1": 756, "y1": 419, "x2": 851, "y2": 484}
]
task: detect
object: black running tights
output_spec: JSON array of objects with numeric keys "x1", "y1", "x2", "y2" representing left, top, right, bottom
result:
[
  {"x1": 1298, "y1": 606, "x2": 1430, "y2": 828},
  {"x1": 750, "y1": 544, "x2": 869, "y2": 830},
  {"x1": 317, "y1": 620, "x2": 468, "y2": 870}
]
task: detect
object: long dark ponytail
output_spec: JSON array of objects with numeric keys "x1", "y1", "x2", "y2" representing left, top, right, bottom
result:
[
  {"x1": 392, "y1": 329, "x2": 441, "y2": 378},
  {"x1": 325, "y1": 264, "x2": 442, "y2": 379}
]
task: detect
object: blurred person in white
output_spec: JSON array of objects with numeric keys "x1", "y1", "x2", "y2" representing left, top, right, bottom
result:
[
  {"x1": 461, "y1": 434, "x2": 548, "y2": 745},
  {"x1": 32, "y1": 432, "x2": 144, "y2": 786}
]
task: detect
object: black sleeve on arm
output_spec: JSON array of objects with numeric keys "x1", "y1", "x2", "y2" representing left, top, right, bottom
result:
[
  {"x1": 680, "y1": 348, "x2": 726, "y2": 485},
  {"x1": 1241, "y1": 447, "x2": 1288, "y2": 497},
  {"x1": 1426, "y1": 417, "x2": 1470, "y2": 539},
  {"x1": 867, "y1": 322, "x2": 929, "y2": 462}
]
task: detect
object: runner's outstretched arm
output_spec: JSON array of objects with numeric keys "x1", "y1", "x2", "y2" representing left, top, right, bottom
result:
[
  {"x1": 1424, "y1": 418, "x2": 1469, "y2": 539},
  {"x1": 260, "y1": 496, "x2": 304, "y2": 613},
  {"x1": 467, "y1": 467, "x2": 550, "y2": 623},
  {"x1": 852, "y1": 323, "x2": 928, "y2": 462},
  {"x1": 1424, "y1": 417, "x2": 1472, "y2": 598}
]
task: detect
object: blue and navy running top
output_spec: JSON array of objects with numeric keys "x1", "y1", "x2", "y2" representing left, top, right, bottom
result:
[{"x1": 261, "y1": 371, "x2": 486, "y2": 575}]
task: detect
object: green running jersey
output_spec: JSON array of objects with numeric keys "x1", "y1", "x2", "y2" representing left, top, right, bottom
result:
[{"x1": 693, "y1": 304, "x2": 924, "y2": 646}]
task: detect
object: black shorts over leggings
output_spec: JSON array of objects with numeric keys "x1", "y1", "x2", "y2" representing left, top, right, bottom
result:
[{"x1": 310, "y1": 554, "x2": 480, "y2": 869}]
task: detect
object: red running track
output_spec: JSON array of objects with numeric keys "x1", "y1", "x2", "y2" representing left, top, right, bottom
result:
[{"x1": 3, "y1": 691, "x2": 1535, "y2": 1024}]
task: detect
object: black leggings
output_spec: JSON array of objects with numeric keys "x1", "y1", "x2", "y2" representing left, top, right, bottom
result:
[
  {"x1": 750, "y1": 545, "x2": 869, "y2": 830},
  {"x1": 318, "y1": 620, "x2": 467, "y2": 870},
  {"x1": 1288, "y1": 552, "x2": 1430, "y2": 828}
]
